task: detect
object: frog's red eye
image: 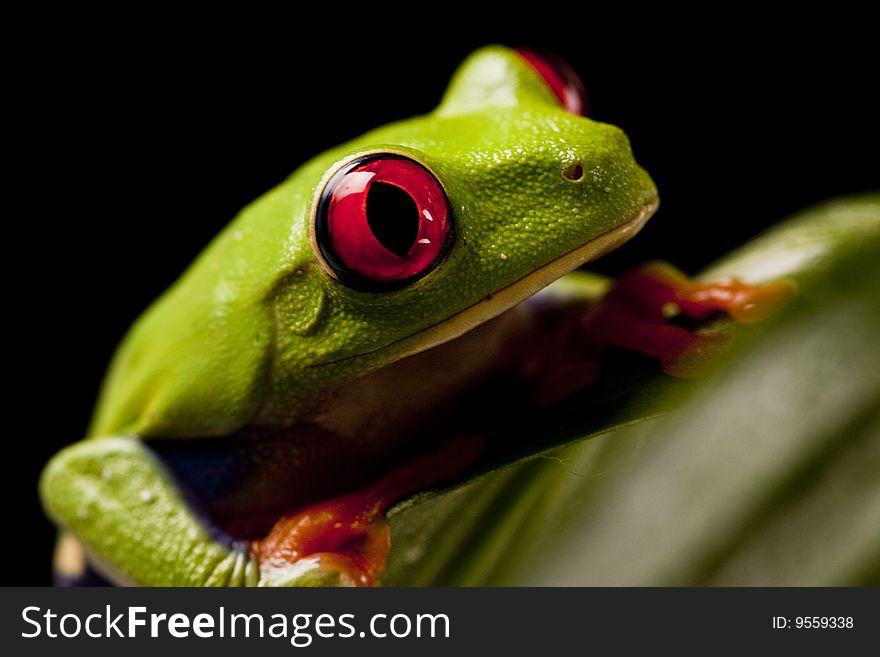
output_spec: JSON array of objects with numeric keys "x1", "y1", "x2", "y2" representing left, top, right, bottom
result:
[
  {"x1": 315, "y1": 155, "x2": 453, "y2": 290},
  {"x1": 516, "y1": 49, "x2": 588, "y2": 116}
]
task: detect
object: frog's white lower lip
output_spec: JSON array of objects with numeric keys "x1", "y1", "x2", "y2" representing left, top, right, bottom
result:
[{"x1": 321, "y1": 196, "x2": 659, "y2": 366}]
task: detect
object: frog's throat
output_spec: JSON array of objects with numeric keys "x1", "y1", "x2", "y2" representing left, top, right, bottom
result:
[{"x1": 328, "y1": 196, "x2": 659, "y2": 367}]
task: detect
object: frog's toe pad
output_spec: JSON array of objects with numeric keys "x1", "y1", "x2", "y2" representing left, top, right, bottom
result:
[{"x1": 725, "y1": 279, "x2": 798, "y2": 323}]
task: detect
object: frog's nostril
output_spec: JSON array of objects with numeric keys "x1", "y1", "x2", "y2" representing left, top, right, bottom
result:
[{"x1": 562, "y1": 161, "x2": 585, "y2": 182}]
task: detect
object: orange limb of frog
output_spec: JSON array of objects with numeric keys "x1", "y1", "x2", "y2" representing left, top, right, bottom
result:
[
  {"x1": 251, "y1": 435, "x2": 483, "y2": 586},
  {"x1": 583, "y1": 261, "x2": 796, "y2": 376}
]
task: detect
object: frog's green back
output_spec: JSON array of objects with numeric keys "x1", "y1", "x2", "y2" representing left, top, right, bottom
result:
[
  {"x1": 89, "y1": 45, "x2": 657, "y2": 440},
  {"x1": 89, "y1": 176, "x2": 307, "y2": 438}
]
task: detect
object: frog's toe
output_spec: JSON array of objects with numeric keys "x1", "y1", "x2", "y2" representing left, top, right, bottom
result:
[
  {"x1": 52, "y1": 533, "x2": 112, "y2": 586},
  {"x1": 726, "y1": 279, "x2": 798, "y2": 323}
]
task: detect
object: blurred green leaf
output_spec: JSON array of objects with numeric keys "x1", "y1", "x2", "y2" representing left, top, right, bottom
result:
[{"x1": 384, "y1": 193, "x2": 880, "y2": 586}]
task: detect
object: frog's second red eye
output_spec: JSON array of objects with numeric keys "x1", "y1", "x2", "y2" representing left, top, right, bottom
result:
[
  {"x1": 516, "y1": 49, "x2": 588, "y2": 116},
  {"x1": 315, "y1": 155, "x2": 453, "y2": 291}
]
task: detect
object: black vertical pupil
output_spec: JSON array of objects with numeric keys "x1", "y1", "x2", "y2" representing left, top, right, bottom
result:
[{"x1": 366, "y1": 182, "x2": 420, "y2": 257}]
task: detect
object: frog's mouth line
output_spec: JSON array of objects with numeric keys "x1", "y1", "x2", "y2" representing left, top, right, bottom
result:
[{"x1": 320, "y1": 196, "x2": 660, "y2": 367}]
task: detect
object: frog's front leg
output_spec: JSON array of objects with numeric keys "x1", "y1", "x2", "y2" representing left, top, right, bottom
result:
[
  {"x1": 582, "y1": 262, "x2": 796, "y2": 374},
  {"x1": 527, "y1": 264, "x2": 795, "y2": 404}
]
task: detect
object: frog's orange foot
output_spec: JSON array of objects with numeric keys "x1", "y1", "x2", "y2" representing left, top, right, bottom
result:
[
  {"x1": 251, "y1": 494, "x2": 392, "y2": 587},
  {"x1": 251, "y1": 435, "x2": 483, "y2": 586},
  {"x1": 255, "y1": 526, "x2": 391, "y2": 587},
  {"x1": 584, "y1": 261, "x2": 796, "y2": 377},
  {"x1": 608, "y1": 261, "x2": 797, "y2": 323}
]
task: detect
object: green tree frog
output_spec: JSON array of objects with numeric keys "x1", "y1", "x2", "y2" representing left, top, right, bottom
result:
[{"x1": 40, "y1": 46, "x2": 789, "y2": 587}]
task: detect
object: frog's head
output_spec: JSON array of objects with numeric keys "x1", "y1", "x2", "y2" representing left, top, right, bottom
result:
[
  {"x1": 87, "y1": 46, "x2": 658, "y2": 438},
  {"x1": 273, "y1": 46, "x2": 657, "y2": 386}
]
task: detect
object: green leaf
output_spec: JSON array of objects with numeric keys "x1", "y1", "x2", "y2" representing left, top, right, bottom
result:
[{"x1": 384, "y1": 193, "x2": 880, "y2": 586}]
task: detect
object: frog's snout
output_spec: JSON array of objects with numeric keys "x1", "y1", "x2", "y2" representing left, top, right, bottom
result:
[{"x1": 559, "y1": 122, "x2": 658, "y2": 212}]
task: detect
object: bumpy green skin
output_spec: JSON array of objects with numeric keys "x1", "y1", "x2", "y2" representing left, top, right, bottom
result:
[{"x1": 40, "y1": 45, "x2": 657, "y2": 586}]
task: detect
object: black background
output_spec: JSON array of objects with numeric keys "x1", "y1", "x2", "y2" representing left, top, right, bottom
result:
[{"x1": 9, "y1": 11, "x2": 877, "y2": 584}]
